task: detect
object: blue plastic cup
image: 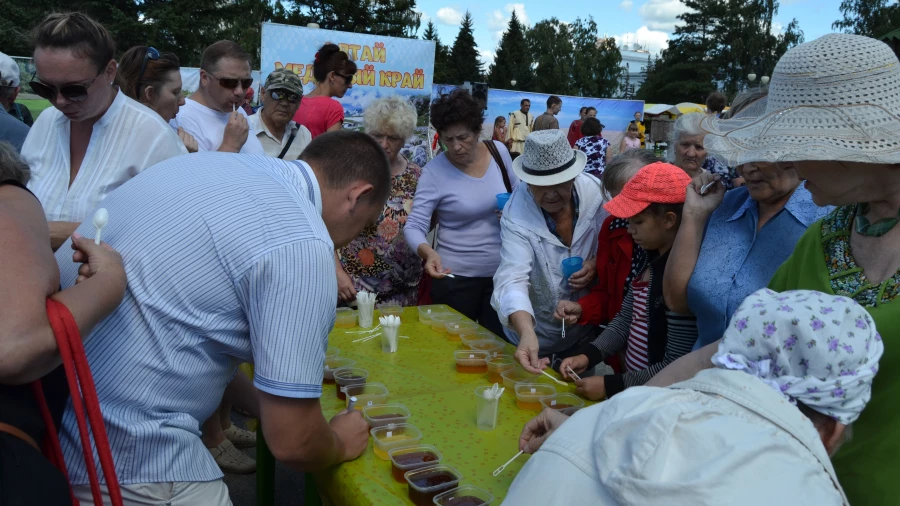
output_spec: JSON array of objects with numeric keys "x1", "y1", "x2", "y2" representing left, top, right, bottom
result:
[
  {"x1": 561, "y1": 256, "x2": 584, "y2": 280},
  {"x1": 496, "y1": 193, "x2": 512, "y2": 211}
]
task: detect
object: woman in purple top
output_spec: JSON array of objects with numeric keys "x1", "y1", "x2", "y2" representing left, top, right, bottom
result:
[{"x1": 404, "y1": 89, "x2": 518, "y2": 336}]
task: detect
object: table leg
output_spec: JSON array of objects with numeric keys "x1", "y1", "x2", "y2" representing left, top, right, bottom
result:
[{"x1": 256, "y1": 426, "x2": 276, "y2": 506}]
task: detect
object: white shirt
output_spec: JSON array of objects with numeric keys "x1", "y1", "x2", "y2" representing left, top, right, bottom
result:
[
  {"x1": 504, "y1": 368, "x2": 848, "y2": 505},
  {"x1": 54, "y1": 154, "x2": 336, "y2": 485},
  {"x1": 247, "y1": 110, "x2": 311, "y2": 160},
  {"x1": 23, "y1": 89, "x2": 188, "y2": 222},
  {"x1": 172, "y1": 98, "x2": 266, "y2": 155}
]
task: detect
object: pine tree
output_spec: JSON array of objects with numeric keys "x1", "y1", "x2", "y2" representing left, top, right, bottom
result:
[
  {"x1": 527, "y1": 18, "x2": 575, "y2": 95},
  {"x1": 449, "y1": 11, "x2": 484, "y2": 84},
  {"x1": 487, "y1": 10, "x2": 532, "y2": 90},
  {"x1": 284, "y1": 0, "x2": 421, "y2": 38},
  {"x1": 422, "y1": 20, "x2": 453, "y2": 84}
]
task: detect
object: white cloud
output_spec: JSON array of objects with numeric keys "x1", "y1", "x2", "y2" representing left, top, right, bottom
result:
[
  {"x1": 639, "y1": 0, "x2": 691, "y2": 32},
  {"x1": 436, "y1": 7, "x2": 463, "y2": 26},
  {"x1": 615, "y1": 26, "x2": 670, "y2": 55},
  {"x1": 488, "y1": 4, "x2": 530, "y2": 42},
  {"x1": 620, "y1": 0, "x2": 633, "y2": 11},
  {"x1": 480, "y1": 50, "x2": 496, "y2": 66}
]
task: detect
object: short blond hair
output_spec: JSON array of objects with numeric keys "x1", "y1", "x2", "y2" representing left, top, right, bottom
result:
[{"x1": 363, "y1": 96, "x2": 417, "y2": 140}]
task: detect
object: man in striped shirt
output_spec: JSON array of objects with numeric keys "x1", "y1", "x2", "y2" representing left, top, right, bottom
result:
[{"x1": 54, "y1": 131, "x2": 391, "y2": 505}]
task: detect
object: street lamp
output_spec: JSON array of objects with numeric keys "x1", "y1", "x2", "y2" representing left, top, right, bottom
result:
[
  {"x1": 510, "y1": 79, "x2": 517, "y2": 89},
  {"x1": 307, "y1": 23, "x2": 320, "y2": 29},
  {"x1": 760, "y1": 76, "x2": 770, "y2": 85},
  {"x1": 747, "y1": 73, "x2": 757, "y2": 82}
]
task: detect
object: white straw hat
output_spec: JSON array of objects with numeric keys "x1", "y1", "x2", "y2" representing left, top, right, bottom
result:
[
  {"x1": 700, "y1": 33, "x2": 900, "y2": 166},
  {"x1": 512, "y1": 130, "x2": 587, "y2": 185}
]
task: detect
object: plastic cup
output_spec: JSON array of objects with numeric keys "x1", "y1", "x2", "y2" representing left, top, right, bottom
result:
[
  {"x1": 363, "y1": 403, "x2": 411, "y2": 428},
  {"x1": 539, "y1": 393, "x2": 586, "y2": 416},
  {"x1": 358, "y1": 299, "x2": 376, "y2": 329},
  {"x1": 405, "y1": 464, "x2": 463, "y2": 506},
  {"x1": 323, "y1": 356, "x2": 356, "y2": 384},
  {"x1": 335, "y1": 307, "x2": 357, "y2": 328},
  {"x1": 561, "y1": 256, "x2": 584, "y2": 280},
  {"x1": 325, "y1": 346, "x2": 340, "y2": 359},
  {"x1": 496, "y1": 193, "x2": 512, "y2": 211},
  {"x1": 371, "y1": 423, "x2": 423, "y2": 460},
  {"x1": 433, "y1": 485, "x2": 495, "y2": 505},
  {"x1": 430, "y1": 313, "x2": 463, "y2": 332},
  {"x1": 454, "y1": 350, "x2": 489, "y2": 373},
  {"x1": 382, "y1": 325, "x2": 400, "y2": 353},
  {"x1": 486, "y1": 355, "x2": 516, "y2": 384},
  {"x1": 377, "y1": 303, "x2": 404, "y2": 319},
  {"x1": 474, "y1": 386, "x2": 500, "y2": 430},
  {"x1": 515, "y1": 383, "x2": 557, "y2": 411},
  {"x1": 389, "y1": 444, "x2": 442, "y2": 483},
  {"x1": 334, "y1": 367, "x2": 368, "y2": 400}
]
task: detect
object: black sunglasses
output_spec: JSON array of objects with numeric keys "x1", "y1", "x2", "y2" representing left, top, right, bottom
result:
[
  {"x1": 29, "y1": 68, "x2": 104, "y2": 102},
  {"x1": 269, "y1": 89, "x2": 301, "y2": 104},
  {"x1": 136, "y1": 46, "x2": 161, "y2": 94},
  {"x1": 204, "y1": 69, "x2": 253, "y2": 90},
  {"x1": 334, "y1": 72, "x2": 354, "y2": 85}
]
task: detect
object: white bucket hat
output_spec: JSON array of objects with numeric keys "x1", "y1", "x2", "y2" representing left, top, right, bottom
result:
[
  {"x1": 700, "y1": 33, "x2": 900, "y2": 167},
  {"x1": 512, "y1": 130, "x2": 587, "y2": 185},
  {"x1": 0, "y1": 52, "x2": 19, "y2": 88}
]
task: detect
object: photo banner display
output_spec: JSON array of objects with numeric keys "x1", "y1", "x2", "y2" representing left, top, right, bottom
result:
[
  {"x1": 432, "y1": 85, "x2": 644, "y2": 152},
  {"x1": 261, "y1": 23, "x2": 436, "y2": 166}
]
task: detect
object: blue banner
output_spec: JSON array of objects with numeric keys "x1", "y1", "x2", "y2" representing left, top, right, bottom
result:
[{"x1": 261, "y1": 23, "x2": 436, "y2": 166}]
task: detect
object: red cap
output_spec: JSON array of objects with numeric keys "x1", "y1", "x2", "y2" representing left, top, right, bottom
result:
[{"x1": 604, "y1": 162, "x2": 692, "y2": 218}]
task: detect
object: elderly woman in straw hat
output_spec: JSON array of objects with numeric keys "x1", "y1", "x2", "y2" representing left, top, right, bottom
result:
[
  {"x1": 491, "y1": 130, "x2": 605, "y2": 374},
  {"x1": 648, "y1": 33, "x2": 900, "y2": 504},
  {"x1": 506, "y1": 288, "x2": 883, "y2": 505}
]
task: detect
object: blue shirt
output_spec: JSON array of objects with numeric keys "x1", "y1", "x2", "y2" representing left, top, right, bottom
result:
[
  {"x1": 687, "y1": 185, "x2": 832, "y2": 349},
  {"x1": 55, "y1": 153, "x2": 337, "y2": 485},
  {"x1": 0, "y1": 106, "x2": 29, "y2": 152}
]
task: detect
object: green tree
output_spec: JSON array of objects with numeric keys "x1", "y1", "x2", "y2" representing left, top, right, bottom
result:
[
  {"x1": 571, "y1": 19, "x2": 623, "y2": 98},
  {"x1": 487, "y1": 10, "x2": 532, "y2": 90},
  {"x1": 833, "y1": 0, "x2": 900, "y2": 37},
  {"x1": 448, "y1": 11, "x2": 483, "y2": 84},
  {"x1": 284, "y1": 0, "x2": 421, "y2": 38},
  {"x1": 526, "y1": 18, "x2": 575, "y2": 95},
  {"x1": 422, "y1": 20, "x2": 453, "y2": 84}
]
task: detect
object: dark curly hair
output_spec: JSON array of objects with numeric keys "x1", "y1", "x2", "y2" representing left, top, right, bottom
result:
[{"x1": 430, "y1": 89, "x2": 484, "y2": 135}]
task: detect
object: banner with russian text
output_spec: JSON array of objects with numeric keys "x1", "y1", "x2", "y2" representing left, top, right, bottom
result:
[{"x1": 261, "y1": 23, "x2": 436, "y2": 166}]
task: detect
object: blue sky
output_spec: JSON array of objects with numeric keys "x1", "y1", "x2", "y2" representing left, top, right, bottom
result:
[{"x1": 414, "y1": 0, "x2": 845, "y2": 66}]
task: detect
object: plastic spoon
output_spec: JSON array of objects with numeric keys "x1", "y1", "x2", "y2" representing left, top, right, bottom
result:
[
  {"x1": 700, "y1": 181, "x2": 717, "y2": 195},
  {"x1": 347, "y1": 396, "x2": 358, "y2": 411},
  {"x1": 493, "y1": 450, "x2": 524, "y2": 476},
  {"x1": 540, "y1": 369, "x2": 567, "y2": 386},
  {"x1": 566, "y1": 365, "x2": 582, "y2": 381},
  {"x1": 92, "y1": 208, "x2": 109, "y2": 245}
]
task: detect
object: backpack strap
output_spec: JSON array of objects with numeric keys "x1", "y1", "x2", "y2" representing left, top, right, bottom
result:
[{"x1": 483, "y1": 140, "x2": 512, "y2": 193}]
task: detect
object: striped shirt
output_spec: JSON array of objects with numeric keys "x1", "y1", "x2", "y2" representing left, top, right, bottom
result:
[
  {"x1": 54, "y1": 153, "x2": 337, "y2": 485},
  {"x1": 23, "y1": 89, "x2": 188, "y2": 222},
  {"x1": 624, "y1": 279, "x2": 650, "y2": 371}
]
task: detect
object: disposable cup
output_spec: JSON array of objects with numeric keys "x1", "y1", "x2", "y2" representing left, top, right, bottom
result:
[
  {"x1": 561, "y1": 256, "x2": 584, "y2": 279},
  {"x1": 474, "y1": 386, "x2": 500, "y2": 431},
  {"x1": 496, "y1": 193, "x2": 512, "y2": 211}
]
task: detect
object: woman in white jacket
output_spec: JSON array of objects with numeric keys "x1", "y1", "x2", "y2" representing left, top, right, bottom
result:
[{"x1": 492, "y1": 130, "x2": 607, "y2": 373}]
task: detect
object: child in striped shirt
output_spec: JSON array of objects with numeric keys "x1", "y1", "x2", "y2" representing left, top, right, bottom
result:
[{"x1": 557, "y1": 162, "x2": 698, "y2": 400}]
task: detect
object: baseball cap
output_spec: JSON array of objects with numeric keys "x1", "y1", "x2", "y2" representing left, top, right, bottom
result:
[
  {"x1": 0, "y1": 52, "x2": 19, "y2": 88},
  {"x1": 603, "y1": 162, "x2": 692, "y2": 218},
  {"x1": 264, "y1": 68, "x2": 303, "y2": 97}
]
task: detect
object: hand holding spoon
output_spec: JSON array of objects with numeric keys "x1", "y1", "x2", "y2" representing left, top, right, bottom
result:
[{"x1": 92, "y1": 208, "x2": 109, "y2": 245}]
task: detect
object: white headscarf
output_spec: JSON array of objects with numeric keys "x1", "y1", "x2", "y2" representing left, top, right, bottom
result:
[{"x1": 713, "y1": 289, "x2": 883, "y2": 424}]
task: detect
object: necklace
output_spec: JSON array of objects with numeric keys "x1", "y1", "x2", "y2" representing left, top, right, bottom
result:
[{"x1": 854, "y1": 203, "x2": 900, "y2": 237}]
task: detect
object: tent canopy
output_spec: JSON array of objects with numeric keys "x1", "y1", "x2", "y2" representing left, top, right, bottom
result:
[{"x1": 644, "y1": 103, "x2": 681, "y2": 116}]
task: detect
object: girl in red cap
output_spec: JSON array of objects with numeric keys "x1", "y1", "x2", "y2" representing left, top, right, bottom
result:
[{"x1": 557, "y1": 162, "x2": 698, "y2": 400}]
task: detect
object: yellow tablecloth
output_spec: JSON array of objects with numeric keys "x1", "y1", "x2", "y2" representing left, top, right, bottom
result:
[{"x1": 315, "y1": 307, "x2": 586, "y2": 505}]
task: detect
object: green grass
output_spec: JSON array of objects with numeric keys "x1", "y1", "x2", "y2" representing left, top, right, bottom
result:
[{"x1": 18, "y1": 98, "x2": 52, "y2": 119}]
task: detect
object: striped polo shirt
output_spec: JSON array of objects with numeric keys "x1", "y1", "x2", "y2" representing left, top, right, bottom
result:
[{"x1": 54, "y1": 153, "x2": 338, "y2": 485}]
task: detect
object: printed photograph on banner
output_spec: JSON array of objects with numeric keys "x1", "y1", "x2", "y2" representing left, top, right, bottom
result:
[
  {"x1": 261, "y1": 23, "x2": 436, "y2": 166},
  {"x1": 432, "y1": 85, "x2": 644, "y2": 158}
]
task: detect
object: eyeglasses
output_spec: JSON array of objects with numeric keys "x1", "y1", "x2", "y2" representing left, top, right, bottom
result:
[
  {"x1": 334, "y1": 72, "x2": 354, "y2": 85},
  {"x1": 29, "y1": 68, "x2": 104, "y2": 102},
  {"x1": 204, "y1": 70, "x2": 253, "y2": 90},
  {"x1": 268, "y1": 89, "x2": 301, "y2": 104},
  {"x1": 136, "y1": 47, "x2": 161, "y2": 92}
]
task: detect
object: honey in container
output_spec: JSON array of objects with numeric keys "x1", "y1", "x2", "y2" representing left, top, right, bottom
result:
[
  {"x1": 388, "y1": 444, "x2": 442, "y2": 483},
  {"x1": 405, "y1": 465, "x2": 462, "y2": 506}
]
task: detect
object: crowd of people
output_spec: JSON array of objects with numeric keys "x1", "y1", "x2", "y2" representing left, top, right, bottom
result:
[{"x1": 0, "y1": 10, "x2": 897, "y2": 506}]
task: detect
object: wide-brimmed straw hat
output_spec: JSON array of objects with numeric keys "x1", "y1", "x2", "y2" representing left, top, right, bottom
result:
[
  {"x1": 700, "y1": 33, "x2": 900, "y2": 167},
  {"x1": 512, "y1": 130, "x2": 587, "y2": 185}
]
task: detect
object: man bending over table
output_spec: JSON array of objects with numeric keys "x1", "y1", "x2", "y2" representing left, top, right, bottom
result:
[{"x1": 54, "y1": 131, "x2": 391, "y2": 505}]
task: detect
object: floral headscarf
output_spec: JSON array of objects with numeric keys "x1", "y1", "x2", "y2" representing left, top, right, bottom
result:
[{"x1": 712, "y1": 288, "x2": 883, "y2": 425}]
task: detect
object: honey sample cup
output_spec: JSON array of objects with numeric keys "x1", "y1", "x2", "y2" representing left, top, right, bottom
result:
[{"x1": 474, "y1": 386, "x2": 500, "y2": 431}]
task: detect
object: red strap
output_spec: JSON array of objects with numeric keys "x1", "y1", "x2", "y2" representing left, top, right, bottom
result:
[{"x1": 32, "y1": 299, "x2": 124, "y2": 506}]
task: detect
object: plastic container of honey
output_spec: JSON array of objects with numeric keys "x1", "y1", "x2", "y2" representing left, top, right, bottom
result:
[
  {"x1": 515, "y1": 383, "x2": 557, "y2": 411},
  {"x1": 539, "y1": 393, "x2": 585, "y2": 416},
  {"x1": 388, "y1": 444, "x2": 442, "y2": 483},
  {"x1": 362, "y1": 403, "x2": 411, "y2": 428},
  {"x1": 370, "y1": 423, "x2": 423, "y2": 460},
  {"x1": 405, "y1": 464, "x2": 463, "y2": 506},
  {"x1": 454, "y1": 350, "x2": 489, "y2": 373}
]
